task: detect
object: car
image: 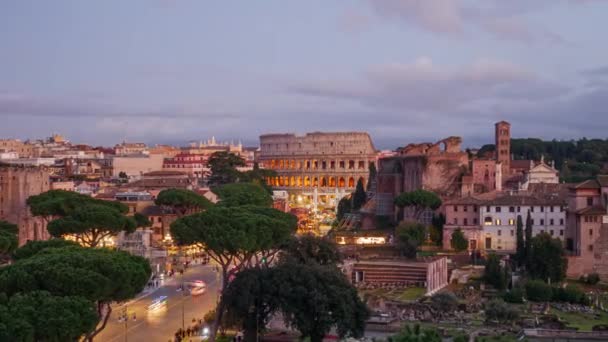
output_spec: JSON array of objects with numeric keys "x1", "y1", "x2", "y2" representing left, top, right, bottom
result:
[
  {"x1": 190, "y1": 285, "x2": 206, "y2": 296},
  {"x1": 201, "y1": 326, "x2": 210, "y2": 339}
]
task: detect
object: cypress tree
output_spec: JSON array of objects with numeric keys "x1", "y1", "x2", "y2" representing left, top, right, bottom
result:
[
  {"x1": 516, "y1": 215, "x2": 525, "y2": 266},
  {"x1": 366, "y1": 162, "x2": 377, "y2": 191},
  {"x1": 352, "y1": 179, "x2": 367, "y2": 211},
  {"x1": 525, "y1": 210, "x2": 533, "y2": 269}
]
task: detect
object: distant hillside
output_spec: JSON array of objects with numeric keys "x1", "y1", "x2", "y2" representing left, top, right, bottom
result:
[{"x1": 478, "y1": 138, "x2": 608, "y2": 183}]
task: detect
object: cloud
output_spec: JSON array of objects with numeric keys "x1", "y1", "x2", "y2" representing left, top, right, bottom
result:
[
  {"x1": 368, "y1": 0, "x2": 463, "y2": 34},
  {"x1": 286, "y1": 56, "x2": 605, "y2": 146},
  {"x1": 0, "y1": 92, "x2": 237, "y2": 120},
  {"x1": 288, "y1": 57, "x2": 564, "y2": 112},
  {"x1": 365, "y1": 0, "x2": 570, "y2": 44}
]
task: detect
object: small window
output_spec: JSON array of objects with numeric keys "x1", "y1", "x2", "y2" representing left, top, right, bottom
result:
[
  {"x1": 454, "y1": 218, "x2": 458, "y2": 225},
  {"x1": 496, "y1": 219, "x2": 502, "y2": 225},
  {"x1": 531, "y1": 206, "x2": 535, "y2": 212},
  {"x1": 474, "y1": 206, "x2": 478, "y2": 212},
  {"x1": 560, "y1": 219, "x2": 564, "y2": 225},
  {"x1": 560, "y1": 230, "x2": 564, "y2": 236},
  {"x1": 541, "y1": 206, "x2": 545, "y2": 212},
  {"x1": 509, "y1": 206, "x2": 515, "y2": 213},
  {"x1": 560, "y1": 206, "x2": 564, "y2": 212},
  {"x1": 540, "y1": 219, "x2": 545, "y2": 225},
  {"x1": 454, "y1": 205, "x2": 458, "y2": 212},
  {"x1": 474, "y1": 218, "x2": 478, "y2": 224},
  {"x1": 517, "y1": 206, "x2": 521, "y2": 212},
  {"x1": 531, "y1": 219, "x2": 535, "y2": 225},
  {"x1": 587, "y1": 197, "x2": 594, "y2": 206},
  {"x1": 510, "y1": 230, "x2": 514, "y2": 236},
  {"x1": 464, "y1": 218, "x2": 468, "y2": 225},
  {"x1": 508, "y1": 219, "x2": 515, "y2": 225},
  {"x1": 589, "y1": 245, "x2": 594, "y2": 252},
  {"x1": 496, "y1": 207, "x2": 502, "y2": 213},
  {"x1": 550, "y1": 219, "x2": 554, "y2": 225},
  {"x1": 498, "y1": 230, "x2": 502, "y2": 236},
  {"x1": 484, "y1": 217, "x2": 493, "y2": 225},
  {"x1": 590, "y1": 229, "x2": 593, "y2": 236},
  {"x1": 550, "y1": 230, "x2": 554, "y2": 236},
  {"x1": 486, "y1": 206, "x2": 491, "y2": 212},
  {"x1": 550, "y1": 206, "x2": 554, "y2": 213},
  {"x1": 463, "y1": 206, "x2": 468, "y2": 212}
]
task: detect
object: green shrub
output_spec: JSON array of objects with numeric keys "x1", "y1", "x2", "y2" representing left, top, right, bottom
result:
[
  {"x1": 430, "y1": 292, "x2": 459, "y2": 311},
  {"x1": 587, "y1": 273, "x2": 600, "y2": 285},
  {"x1": 484, "y1": 299, "x2": 519, "y2": 323},
  {"x1": 453, "y1": 334, "x2": 468, "y2": 342},
  {"x1": 503, "y1": 287, "x2": 525, "y2": 304},
  {"x1": 525, "y1": 280, "x2": 553, "y2": 302},
  {"x1": 553, "y1": 285, "x2": 589, "y2": 305}
]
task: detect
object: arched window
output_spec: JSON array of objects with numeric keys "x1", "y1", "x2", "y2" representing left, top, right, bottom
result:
[
  {"x1": 320, "y1": 177, "x2": 327, "y2": 187},
  {"x1": 348, "y1": 177, "x2": 355, "y2": 187},
  {"x1": 338, "y1": 177, "x2": 346, "y2": 187},
  {"x1": 312, "y1": 177, "x2": 318, "y2": 187},
  {"x1": 329, "y1": 177, "x2": 336, "y2": 187},
  {"x1": 296, "y1": 177, "x2": 302, "y2": 187},
  {"x1": 304, "y1": 177, "x2": 311, "y2": 187}
]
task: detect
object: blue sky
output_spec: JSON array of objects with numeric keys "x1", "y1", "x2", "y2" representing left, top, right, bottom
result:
[{"x1": 1, "y1": 0, "x2": 608, "y2": 149}]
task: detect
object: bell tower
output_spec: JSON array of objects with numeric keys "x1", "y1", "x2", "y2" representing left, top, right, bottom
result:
[{"x1": 495, "y1": 121, "x2": 511, "y2": 176}]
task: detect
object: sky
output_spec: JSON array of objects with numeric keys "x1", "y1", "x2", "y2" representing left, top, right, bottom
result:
[{"x1": 1, "y1": 0, "x2": 608, "y2": 149}]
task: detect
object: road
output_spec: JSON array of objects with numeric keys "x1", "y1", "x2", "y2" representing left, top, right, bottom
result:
[{"x1": 96, "y1": 264, "x2": 220, "y2": 342}]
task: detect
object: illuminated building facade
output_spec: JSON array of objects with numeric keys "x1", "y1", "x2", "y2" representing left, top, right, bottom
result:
[{"x1": 258, "y1": 132, "x2": 377, "y2": 206}]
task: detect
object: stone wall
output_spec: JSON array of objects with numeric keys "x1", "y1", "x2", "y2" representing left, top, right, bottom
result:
[{"x1": 0, "y1": 166, "x2": 51, "y2": 245}]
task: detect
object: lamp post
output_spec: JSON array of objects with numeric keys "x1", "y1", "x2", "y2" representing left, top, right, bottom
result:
[{"x1": 122, "y1": 305, "x2": 128, "y2": 342}]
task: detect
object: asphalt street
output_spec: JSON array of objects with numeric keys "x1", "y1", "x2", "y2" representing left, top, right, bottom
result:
[{"x1": 97, "y1": 264, "x2": 220, "y2": 342}]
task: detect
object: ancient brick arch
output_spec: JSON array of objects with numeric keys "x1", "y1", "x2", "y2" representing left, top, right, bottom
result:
[
  {"x1": 329, "y1": 177, "x2": 336, "y2": 187},
  {"x1": 348, "y1": 177, "x2": 355, "y2": 187},
  {"x1": 320, "y1": 176, "x2": 327, "y2": 187}
]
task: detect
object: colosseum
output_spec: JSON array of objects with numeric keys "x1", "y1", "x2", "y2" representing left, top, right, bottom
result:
[{"x1": 258, "y1": 132, "x2": 377, "y2": 206}]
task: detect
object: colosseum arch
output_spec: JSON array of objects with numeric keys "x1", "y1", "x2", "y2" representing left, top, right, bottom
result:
[
  {"x1": 296, "y1": 176, "x2": 302, "y2": 187},
  {"x1": 338, "y1": 177, "x2": 346, "y2": 187},
  {"x1": 320, "y1": 176, "x2": 327, "y2": 187},
  {"x1": 329, "y1": 177, "x2": 336, "y2": 187},
  {"x1": 304, "y1": 176, "x2": 311, "y2": 187},
  {"x1": 348, "y1": 177, "x2": 355, "y2": 187},
  {"x1": 290, "y1": 176, "x2": 296, "y2": 186},
  {"x1": 274, "y1": 177, "x2": 279, "y2": 186},
  {"x1": 312, "y1": 177, "x2": 318, "y2": 187}
]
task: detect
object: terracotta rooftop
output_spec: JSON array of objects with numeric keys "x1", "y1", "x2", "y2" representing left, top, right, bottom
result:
[
  {"x1": 576, "y1": 205, "x2": 607, "y2": 215},
  {"x1": 571, "y1": 179, "x2": 601, "y2": 189},
  {"x1": 510, "y1": 159, "x2": 533, "y2": 170},
  {"x1": 142, "y1": 170, "x2": 188, "y2": 177}
]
